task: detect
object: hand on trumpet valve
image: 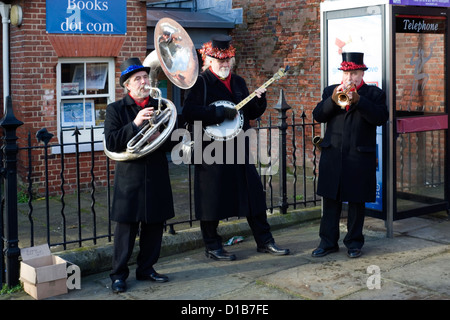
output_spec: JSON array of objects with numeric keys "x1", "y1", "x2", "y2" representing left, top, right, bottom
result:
[
  {"x1": 331, "y1": 86, "x2": 341, "y2": 106},
  {"x1": 134, "y1": 107, "x2": 154, "y2": 127},
  {"x1": 351, "y1": 88, "x2": 360, "y2": 105},
  {"x1": 332, "y1": 82, "x2": 358, "y2": 107}
]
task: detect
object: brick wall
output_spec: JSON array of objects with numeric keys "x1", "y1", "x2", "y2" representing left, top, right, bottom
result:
[
  {"x1": 231, "y1": 0, "x2": 323, "y2": 168},
  {"x1": 395, "y1": 32, "x2": 446, "y2": 189},
  {"x1": 9, "y1": 0, "x2": 148, "y2": 195},
  {"x1": 395, "y1": 33, "x2": 445, "y2": 113},
  {"x1": 6, "y1": 0, "x2": 325, "y2": 195}
]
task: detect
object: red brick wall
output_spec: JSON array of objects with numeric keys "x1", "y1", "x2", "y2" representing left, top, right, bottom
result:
[
  {"x1": 231, "y1": 0, "x2": 323, "y2": 168},
  {"x1": 395, "y1": 33, "x2": 445, "y2": 113},
  {"x1": 9, "y1": 0, "x2": 148, "y2": 195},
  {"x1": 395, "y1": 32, "x2": 446, "y2": 189},
  {"x1": 6, "y1": 0, "x2": 324, "y2": 195}
]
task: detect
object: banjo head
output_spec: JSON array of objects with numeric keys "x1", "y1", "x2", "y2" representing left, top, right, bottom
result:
[{"x1": 204, "y1": 100, "x2": 244, "y2": 141}]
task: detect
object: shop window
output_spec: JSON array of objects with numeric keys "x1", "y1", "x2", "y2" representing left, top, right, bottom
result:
[{"x1": 55, "y1": 58, "x2": 115, "y2": 153}]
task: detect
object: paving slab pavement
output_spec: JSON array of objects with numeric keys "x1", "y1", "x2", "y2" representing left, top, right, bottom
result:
[{"x1": 3, "y1": 212, "x2": 450, "y2": 308}]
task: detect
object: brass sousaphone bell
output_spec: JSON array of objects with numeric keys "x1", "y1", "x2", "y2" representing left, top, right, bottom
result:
[{"x1": 104, "y1": 18, "x2": 199, "y2": 161}]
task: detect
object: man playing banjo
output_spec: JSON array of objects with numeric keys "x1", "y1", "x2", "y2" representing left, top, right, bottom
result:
[{"x1": 182, "y1": 35, "x2": 290, "y2": 261}]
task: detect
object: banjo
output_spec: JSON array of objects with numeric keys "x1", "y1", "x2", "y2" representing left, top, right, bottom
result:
[{"x1": 204, "y1": 66, "x2": 290, "y2": 141}]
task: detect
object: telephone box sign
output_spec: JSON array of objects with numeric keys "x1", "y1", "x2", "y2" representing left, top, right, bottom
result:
[
  {"x1": 46, "y1": 0, "x2": 127, "y2": 35},
  {"x1": 390, "y1": 0, "x2": 450, "y2": 7},
  {"x1": 396, "y1": 15, "x2": 446, "y2": 34}
]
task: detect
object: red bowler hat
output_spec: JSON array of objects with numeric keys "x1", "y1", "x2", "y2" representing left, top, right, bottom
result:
[{"x1": 338, "y1": 52, "x2": 368, "y2": 71}]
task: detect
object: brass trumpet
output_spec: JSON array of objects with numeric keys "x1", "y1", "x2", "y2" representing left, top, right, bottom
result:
[{"x1": 336, "y1": 83, "x2": 355, "y2": 109}]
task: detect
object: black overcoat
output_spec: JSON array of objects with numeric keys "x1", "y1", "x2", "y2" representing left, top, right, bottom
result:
[
  {"x1": 182, "y1": 69, "x2": 267, "y2": 221},
  {"x1": 104, "y1": 94, "x2": 175, "y2": 223},
  {"x1": 313, "y1": 83, "x2": 389, "y2": 203}
]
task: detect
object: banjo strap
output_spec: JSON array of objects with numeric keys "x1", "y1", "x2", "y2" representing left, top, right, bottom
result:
[{"x1": 200, "y1": 74, "x2": 207, "y2": 106}]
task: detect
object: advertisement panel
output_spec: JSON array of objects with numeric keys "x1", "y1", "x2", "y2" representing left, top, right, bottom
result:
[{"x1": 327, "y1": 14, "x2": 384, "y2": 211}]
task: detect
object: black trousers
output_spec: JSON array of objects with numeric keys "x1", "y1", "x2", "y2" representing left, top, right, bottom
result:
[
  {"x1": 318, "y1": 197, "x2": 365, "y2": 250},
  {"x1": 200, "y1": 214, "x2": 273, "y2": 250},
  {"x1": 110, "y1": 221, "x2": 164, "y2": 282}
]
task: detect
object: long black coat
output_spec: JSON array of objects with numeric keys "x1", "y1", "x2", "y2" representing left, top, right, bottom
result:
[
  {"x1": 104, "y1": 94, "x2": 175, "y2": 223},
  {"x1": 313, "y1": 83, "x2": 389, "y2": 203},
  {"x1": 182, "y1": 69, "x2": 267, "y2": 221}
]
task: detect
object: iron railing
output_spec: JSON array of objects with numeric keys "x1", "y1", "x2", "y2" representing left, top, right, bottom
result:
[{"x1": 1, "y1": 92, "x2": 322, "y2": 287}]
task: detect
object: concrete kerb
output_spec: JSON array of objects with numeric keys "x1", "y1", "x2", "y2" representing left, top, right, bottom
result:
[{"x1": 55, "y1": 207, "x2": 321, "y2": 277}]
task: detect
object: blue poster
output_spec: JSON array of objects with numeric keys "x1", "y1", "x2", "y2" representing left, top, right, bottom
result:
[
  {"x1": 390, "y1": 0, "x2": 450, "y2": 7},
  {"x1": 366, "y1": 126, "x2": 383, "y2": 211},
  {"x1": 46, "y1": 0, "x2": 127, "y2": 35}
]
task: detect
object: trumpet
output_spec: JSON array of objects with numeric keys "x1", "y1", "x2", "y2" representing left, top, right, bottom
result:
[{"x1": 336, "y1": 83, "x2": 355, "y2": 109}]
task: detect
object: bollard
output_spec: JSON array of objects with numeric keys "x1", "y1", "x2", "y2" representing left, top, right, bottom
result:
[{"x1": 0, "y1": 96, "x2": 24, "y2": 287}]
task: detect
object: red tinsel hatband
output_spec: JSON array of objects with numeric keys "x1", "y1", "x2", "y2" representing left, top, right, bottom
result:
[
  {"x1": 339, "y1": 61, "x2": 368, "y2": 71},
  {"x1": 199, "y1": 41, "x2": 236, "y2": 61}
]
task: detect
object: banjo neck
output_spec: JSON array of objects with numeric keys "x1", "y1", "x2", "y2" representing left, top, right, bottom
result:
[{"x1": 235, "y1": 66, "x2": 290, "y2": 111}]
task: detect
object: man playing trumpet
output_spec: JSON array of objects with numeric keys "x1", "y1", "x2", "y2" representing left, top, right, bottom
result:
[{"x1": 312, "y1": 52, "x2": 388, "y2": 259}]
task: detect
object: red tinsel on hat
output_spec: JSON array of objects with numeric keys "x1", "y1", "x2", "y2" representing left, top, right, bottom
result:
[
  {"x1": 339, "y1": 61, "x2": 367, "y2": 71},
  {"x1": 199, "y1": 41, "x2": 236, "y2": 61}
]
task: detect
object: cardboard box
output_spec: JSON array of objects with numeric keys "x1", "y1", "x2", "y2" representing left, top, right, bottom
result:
[{"x1": 20, "y1": 244, "x2": 68, "y2": 300}]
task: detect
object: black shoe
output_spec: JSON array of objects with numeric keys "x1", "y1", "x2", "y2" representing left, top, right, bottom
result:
[
  {"x1": 311, "y1": 247, "x2": 339, "y2": 257},
  {"x1": 257, "y1": 241, "x2": 290, "y2": 256},
  {"x1": 205, "y1": 248, "x2": 236, "y2": 261},
  {"x1": 111, "y1": 279, "x2": 127, "y2": 293},
  {"x1": 347, "y1": 248, "x2": 362, "y2": 258},
  {"x1": 136, "y1": 272, "x2": 169, "y2": 282}
]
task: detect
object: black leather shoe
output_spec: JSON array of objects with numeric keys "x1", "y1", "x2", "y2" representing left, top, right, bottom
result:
[
  {"x1": 347, "y1": 248, "x2": 362, "y2": 258},
  {"x1": 136, "y1": 272, "x2": 169, "y2": 282},
  {"x1": 257, "y1": 241, "x2": 290, "y2": 256},
  {"x1": 311, "y1": 247, "x2": 339, "y2": 257},
  {"x1": 111, "y1": 279, "x2": 127, "y2": 293},
  {"x1": 205, "y1": 248, "x2": 236, "y2": 261}
]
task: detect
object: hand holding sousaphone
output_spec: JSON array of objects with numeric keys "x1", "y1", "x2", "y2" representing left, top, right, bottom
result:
[{"x1": 204, "y1": 66, "x2": 290, "y2": 141}]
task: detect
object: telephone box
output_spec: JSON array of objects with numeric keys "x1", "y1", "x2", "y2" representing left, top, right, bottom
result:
[{"x1": 321, "y1": 0, "x2": 450, "y2": 236}]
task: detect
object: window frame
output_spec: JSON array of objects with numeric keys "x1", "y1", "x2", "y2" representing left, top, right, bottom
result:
[{"x1": 55, "y1": 57, "x2": 116, "y2": 154}]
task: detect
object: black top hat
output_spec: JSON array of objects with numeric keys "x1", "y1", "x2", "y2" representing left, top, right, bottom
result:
[
  {"x1": 212, "y1": 34, "x2": 232, "y2": 50},
  {"x1": 338, "y1": 52, "x2": 368, "y2": 71},
  {"x1": 199, "y1": 34, "x2": 236, "y2": 61},
  {"x1": 119, "y1": 57, "x2": 150, "y2": 87}
]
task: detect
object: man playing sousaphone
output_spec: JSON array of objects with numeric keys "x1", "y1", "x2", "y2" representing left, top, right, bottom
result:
[
  {"x1": 104, "y1": 57, "x2": 175, "y2": 293},
  {"x1": 182, "y1": 35, "x2": 290, "y2": 261},
  {"x1": 312, "y1": 52, "x2": 389, "y2": 259}
]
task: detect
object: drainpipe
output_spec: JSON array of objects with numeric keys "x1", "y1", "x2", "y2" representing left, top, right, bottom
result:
[{"x1": 0, "y1": 2, "x2": 11, "y2": 113}]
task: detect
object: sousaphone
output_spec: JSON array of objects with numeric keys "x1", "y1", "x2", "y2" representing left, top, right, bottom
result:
[{"x1": 104, "y1": 18, "x2": 198, "y2": 161}]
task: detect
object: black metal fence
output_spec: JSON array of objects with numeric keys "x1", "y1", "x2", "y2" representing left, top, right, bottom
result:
[{"x1": 1, "y1": 92, "x2": 322, "y2": 287}]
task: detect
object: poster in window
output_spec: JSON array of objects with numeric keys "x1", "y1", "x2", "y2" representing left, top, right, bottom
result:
[
  {"x1": 61, "y1": 82, "x2": 79, "y2": 96},
  {"x1": 72, "y1": 64, "x2": 108, "y2": 90},
  {"x1": 95, "y1": 103, "x2": 107, "y2": 126},
  {"x1": 61, "y1": 100, "x2": 95, "y2": 128}
]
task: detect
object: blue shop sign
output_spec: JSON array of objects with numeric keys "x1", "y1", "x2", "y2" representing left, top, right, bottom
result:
[{"x1": 46, "y1": 0, "x2": 127, "y2": 35}]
